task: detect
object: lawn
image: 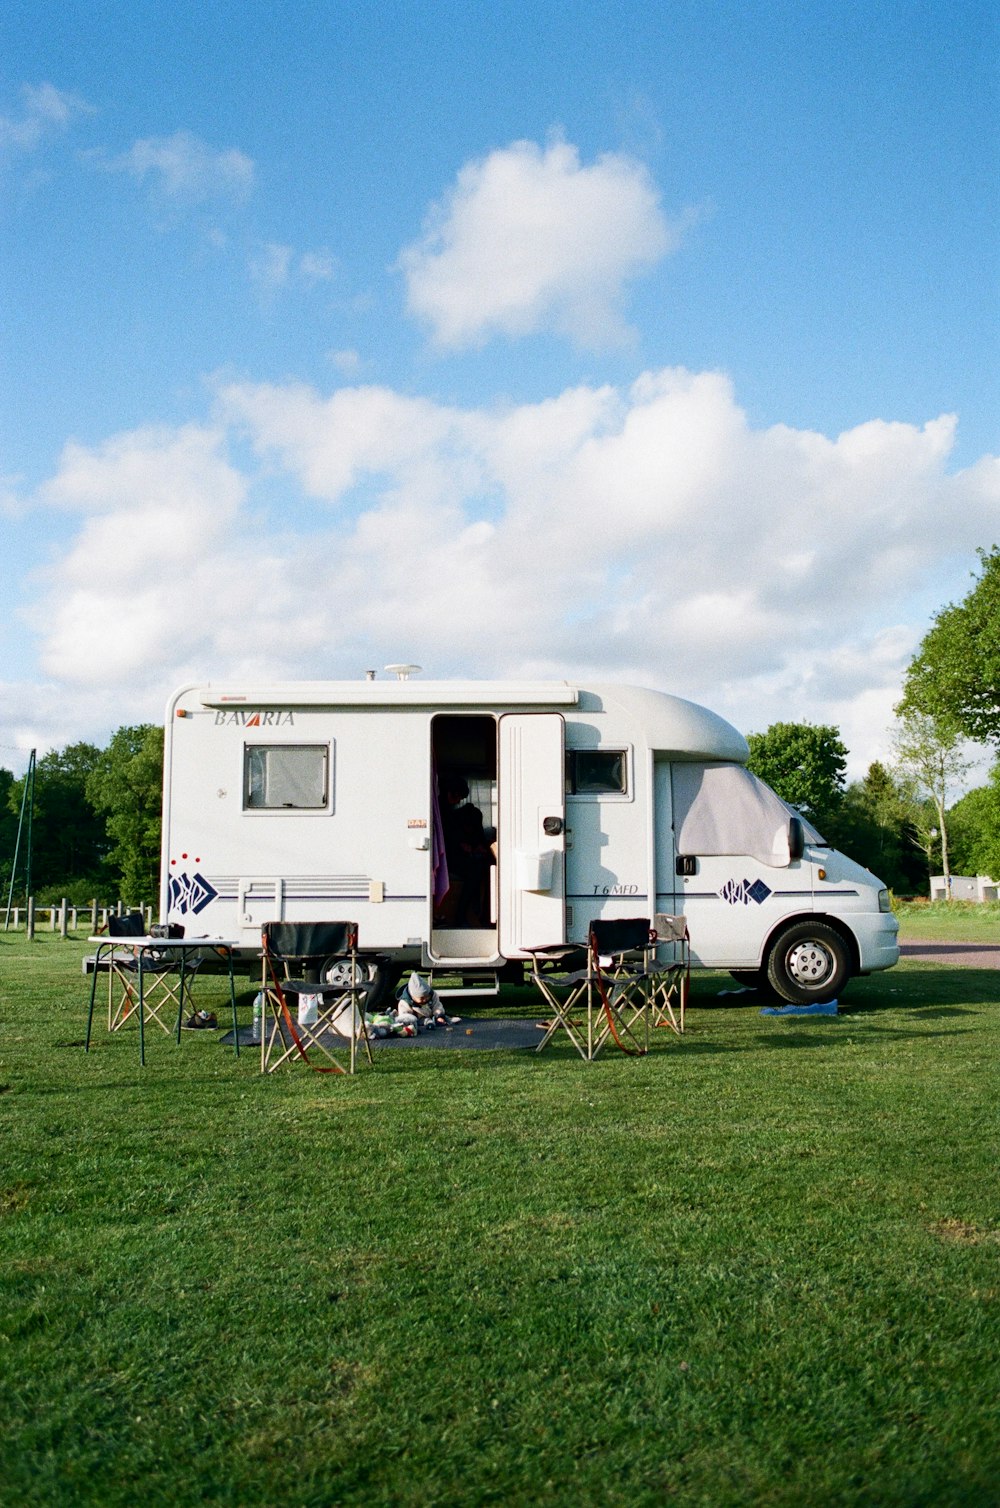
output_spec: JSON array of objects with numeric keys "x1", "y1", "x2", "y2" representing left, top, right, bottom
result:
[
  {"x1": 895, "y1": 899, "x2": 1000, "y2": 945},
  {"x1": 1, "y1": 931, "x2": 999, "y2": 1507}
]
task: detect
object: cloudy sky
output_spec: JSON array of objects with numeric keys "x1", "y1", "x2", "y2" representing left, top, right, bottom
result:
[{"x1": 2, "y1": 0, "x2": 998, "y2": 778}]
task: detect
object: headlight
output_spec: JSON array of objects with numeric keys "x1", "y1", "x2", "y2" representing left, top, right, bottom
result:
[{"x1": 878, "y1": 888, "x2": 892, "y2": 913}]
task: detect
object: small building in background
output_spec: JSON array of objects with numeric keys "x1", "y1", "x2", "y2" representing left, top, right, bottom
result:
[{"x1": 930, "y1": 875, "x2": 998, "y2": 902}]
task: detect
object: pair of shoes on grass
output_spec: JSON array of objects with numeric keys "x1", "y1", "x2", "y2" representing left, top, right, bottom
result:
[{"x1": 182, "y1": 1009, "x2": 217, "y2": 1030}]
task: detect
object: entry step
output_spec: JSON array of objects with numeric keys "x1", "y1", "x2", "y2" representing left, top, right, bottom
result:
[{"x1": 429, "y1": 970, "x2": 500, "y2": 999}]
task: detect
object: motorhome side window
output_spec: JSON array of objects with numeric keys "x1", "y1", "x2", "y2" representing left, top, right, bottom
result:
[
  {"x1": 565, "y1": 749, "x2": 627, "y2": 795},
  {"x1": 244, "y1": 744, "x2": 330, "y2": 810}
]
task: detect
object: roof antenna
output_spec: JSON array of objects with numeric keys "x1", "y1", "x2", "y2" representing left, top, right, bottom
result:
[
  {"x1": 364, "y1": 669, "x2": 376, "y2": 681},
  {"x1": 385, "y1": 664, "x2": 422, "y2": 681}
]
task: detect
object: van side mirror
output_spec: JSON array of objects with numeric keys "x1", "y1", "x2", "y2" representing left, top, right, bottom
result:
[
  {"x1": 676, "y1": 855, "x2": 697, "y2": 877},
  {"x1": 788, "y1": 817, "x2": 805, "y2": 861}
]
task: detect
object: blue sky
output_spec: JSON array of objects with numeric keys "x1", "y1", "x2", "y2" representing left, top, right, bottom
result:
[{"x1": 2, "y1": 0, "x2": 998, "y2": 777}]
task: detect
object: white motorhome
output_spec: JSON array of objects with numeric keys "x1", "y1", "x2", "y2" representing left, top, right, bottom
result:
[{"x1": 160, "y1": 678, "x2": 899, "y2": 1002}]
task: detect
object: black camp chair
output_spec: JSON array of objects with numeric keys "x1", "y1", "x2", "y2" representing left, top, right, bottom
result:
[
  {"x1": 529, "y1": 916, "x2": 688, "y2": 1060},
  {"x1": 260, "y1": 921, "x2": 376, "y2": 1075}
]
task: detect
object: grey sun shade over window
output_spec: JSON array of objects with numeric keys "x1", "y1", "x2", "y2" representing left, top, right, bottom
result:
[
  {"x1": 245, "y1": 745, "x2": 329, "y2": 809},
  {"x1": 671, "y1": 762, "x2": 824, "y2": 868}
]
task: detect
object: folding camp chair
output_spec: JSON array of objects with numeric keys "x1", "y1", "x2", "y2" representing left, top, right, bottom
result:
[
  {"x1": 527, "y1": 941, "x2": 592, "y2": 1059},
  {"x1": 260, "y1": 921, "x2": 376, "y2": 1075},
  {"x1": 529, "y1": 918, "x2": 658, "y2": 1060},
  {"x1": 102, "y1": 913, "x2": 200, "y2": 1038},
  {"x1": 646, "y1": 913, "x2": 690, "y2": 1036}
]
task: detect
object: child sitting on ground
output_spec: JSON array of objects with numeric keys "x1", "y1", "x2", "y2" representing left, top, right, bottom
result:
[{"x1": 395, "y1": 972, "x2": 460, "y2": 1030}]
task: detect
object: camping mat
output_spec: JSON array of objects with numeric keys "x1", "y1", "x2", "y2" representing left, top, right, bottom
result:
[{"x1": 221, "y1": 1017, "x2": 545, "y2": 1052}]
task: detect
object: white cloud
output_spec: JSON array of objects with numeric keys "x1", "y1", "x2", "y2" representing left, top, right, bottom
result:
[
  {"x1": 249, "y1": 242, "x2": 337, "y2": 291},
  {"x1": 0, "y1": 82, "x2": 94, "y2": 154},
  {"x1": 107, "y1": 128, "x2": 254, "y2": 203},
  {"x1": 327, "y1": 348, "x2": 363, "y2": 376},
  {"x1": 32, "y1": 425, "x2": 253, "y2": 682},
  {"x1": 250, "y1": 241, "x2": 294, "y2": 289},
  {"x1": 399, "y1": 137, "x2": 675, "y2": 348},
  {"x1": 299, "y1": 249, "x2": 336, "y2": 284},
  {"x1": 14, "y1": 369, "x2": 1000, "y2": 779}
]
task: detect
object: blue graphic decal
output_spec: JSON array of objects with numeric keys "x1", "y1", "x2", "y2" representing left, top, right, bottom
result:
[
  {"x1": 168, "y1": 871, "x2": 219, "y2": 916},
  {"x1": 720, "y1": 877, "x2": 772, "y2": 906}
]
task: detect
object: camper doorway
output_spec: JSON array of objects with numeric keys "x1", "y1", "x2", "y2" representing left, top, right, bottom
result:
[
  {"x1": 428, "y1": 711, "x2": 567, "y2": 966},
  {"x1": 431, "y1": 714, "x2": 498, "y2": 962}
]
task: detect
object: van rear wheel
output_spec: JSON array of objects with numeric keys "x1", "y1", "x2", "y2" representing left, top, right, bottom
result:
[
  {"x1": 321, "y1": 958, "x2": 398, "y2": 1013},
  {"x1": 765, "y1": 922, "x2": 850, "y2": 1004}
]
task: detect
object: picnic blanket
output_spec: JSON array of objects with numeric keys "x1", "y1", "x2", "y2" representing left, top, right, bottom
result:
[{"x1": 221, "y1": 1017, "x2": 543, "y2": 1051}]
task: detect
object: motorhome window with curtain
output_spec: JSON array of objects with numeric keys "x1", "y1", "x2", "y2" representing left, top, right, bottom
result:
[
  {"x1": 671, "y1": 762, "x2": 824, "y2": 867},
  {"x1": 244, "y1": 744, "x2": 330, "y2": 810}
]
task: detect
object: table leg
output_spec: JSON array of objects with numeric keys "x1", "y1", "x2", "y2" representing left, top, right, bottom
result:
[
  {"x1": 85, "y1": 943, "x2": 103, "y2": 1053},
  {"x1": 176, "y1": 951, "x2": 186, "y2": 1044},
  {"x1": 228, "y1": 950, "x2": 240, "y2": 1057},
  {"x1": 137, "y1": 951, "x2": 146, "y2": 1067}
]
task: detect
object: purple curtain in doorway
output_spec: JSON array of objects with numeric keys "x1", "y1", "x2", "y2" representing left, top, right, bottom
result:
[{"x1": 431, "y1": 766, "x2": 450, "y2": 907}]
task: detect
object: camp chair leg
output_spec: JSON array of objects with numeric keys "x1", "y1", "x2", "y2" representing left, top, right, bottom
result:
[{"x1": 533, "y1": 976, "x2": 591, "y2": 1059}]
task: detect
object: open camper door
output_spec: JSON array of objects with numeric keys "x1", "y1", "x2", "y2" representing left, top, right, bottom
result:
[{"x1": 498, "y1": 713, "x2": 566, "y2": 955}]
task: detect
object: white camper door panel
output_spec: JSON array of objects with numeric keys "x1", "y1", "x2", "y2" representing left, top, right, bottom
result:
[{"x1": 498, "y1": 713, "x2": 566, "y2": 955}]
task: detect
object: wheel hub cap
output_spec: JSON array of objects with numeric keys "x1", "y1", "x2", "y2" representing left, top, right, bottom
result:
[{"x1": 787, "y1": 940, "x2": 833, "y2": 986}]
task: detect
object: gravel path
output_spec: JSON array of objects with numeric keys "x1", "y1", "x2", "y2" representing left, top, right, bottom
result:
[{"x1": 900, "y1": 938, "x2": 1000, "y2": 970}]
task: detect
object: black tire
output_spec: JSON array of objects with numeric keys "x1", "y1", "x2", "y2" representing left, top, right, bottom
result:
[
  {"x1": 322, "y1": 958, "x2": 398, "y2": 1012},
  {"x1": 370, "y1": 962, "x2": 403, "y2": 1011},
  {"x1": 765, "y1": 922, "x2": 850, "y2": 1004},
  {"x1": 729, "y1": 968, "x2": 782, "y2": 1001}
]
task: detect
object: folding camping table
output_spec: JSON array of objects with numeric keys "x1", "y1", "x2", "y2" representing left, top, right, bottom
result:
[{"x1": 84, "y1": 935, "x2": 242, "y2": 1066}]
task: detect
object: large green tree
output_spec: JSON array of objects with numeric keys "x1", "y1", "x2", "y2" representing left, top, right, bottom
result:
[
  {"x1": 0, "y1": 767, "x2": 21, "y2": 895},
  {"x1": 86, "y1": 724, "x2": 164, "y2": 906},
  {"x1": 745, "y1": 722, "x2": 848, "y2": 835},
  {"x1": 836, "y1": 761, "x2": 928, "y2": 893},
  {"x1": 947, "y1": 766, "x2": 1000, "y2": 881},
  {"x1": 901, "y1": 545, "x2": 1000, "y2": 745},
  {"x1": 6, "y1": 743, "x2": 106, "y2": 895},
  {"x1": 890, "y1": 709, "x2": 972, "y2": 890}
]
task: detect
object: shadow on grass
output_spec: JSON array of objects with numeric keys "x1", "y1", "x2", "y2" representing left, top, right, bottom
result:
[
  {"x1": 753, "y1": 1025, "x2": 972, "y2": 1050},
  {"x1": 849, "y1": 967, "x2": 1000, "y2": 1011},
  {"x1": 691, "y1": 964, "x2": 1000, "y2": 1015}
]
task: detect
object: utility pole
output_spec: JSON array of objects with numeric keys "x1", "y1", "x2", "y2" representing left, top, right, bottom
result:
[{"x1": 3, "y1": 749, "x2": 36, "y2": 930}]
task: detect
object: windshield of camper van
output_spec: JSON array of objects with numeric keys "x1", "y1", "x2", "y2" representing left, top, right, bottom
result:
[{"x1": 671, "y1": 762, "x2": 826, "y2": 867}]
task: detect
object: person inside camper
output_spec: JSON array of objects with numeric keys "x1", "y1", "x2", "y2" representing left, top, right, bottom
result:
[{"x1": 438, "y1": 774, "x2": 494, "y2": 927}]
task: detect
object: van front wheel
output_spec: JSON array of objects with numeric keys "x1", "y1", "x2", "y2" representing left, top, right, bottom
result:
[{"x1": 765, "y1": 923, "x2": 850, "y2": 1004}]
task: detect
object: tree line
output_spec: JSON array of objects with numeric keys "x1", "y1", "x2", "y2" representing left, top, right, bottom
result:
[
  {"x1": 3, "y1": 547, "x2": 999, "y2": 903},
  {"x1": 1, "y1": 725, "x2": 164, "y2": 907}
]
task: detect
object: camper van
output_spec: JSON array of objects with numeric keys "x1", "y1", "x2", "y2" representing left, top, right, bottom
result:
[{"x1": 160, "y1": 678, "x2": 899, "y2": 1003}]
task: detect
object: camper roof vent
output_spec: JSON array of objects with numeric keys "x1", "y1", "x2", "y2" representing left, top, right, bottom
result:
[{"x1": 384, "y1": 664, "x2": 422, "y2": 681}]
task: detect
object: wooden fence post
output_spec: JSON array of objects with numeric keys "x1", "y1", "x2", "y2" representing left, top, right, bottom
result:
[
  {"x1": 60, "y1": 899, "x2": 68, "y2": 939},
  {"x1": 26, "y1": 897, "x2": 35, "y2": 941}
]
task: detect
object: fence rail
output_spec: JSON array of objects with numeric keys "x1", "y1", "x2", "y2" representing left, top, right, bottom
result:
[{"x1": 3, "y1": 900, "x2": 155, "y2": 938}]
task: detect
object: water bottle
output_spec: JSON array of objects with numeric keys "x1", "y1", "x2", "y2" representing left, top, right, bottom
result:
[{"x1": 251, "y1": 992, "x2": 263, "y2": 1042}]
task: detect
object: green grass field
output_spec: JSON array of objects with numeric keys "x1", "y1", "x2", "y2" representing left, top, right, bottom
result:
[
  {"x1": 895, "y1": 899, "x2": 1000, "y2": 944},
  {"x1": 1, "y1": 930, "x2": 999, "y2": 1507}
]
